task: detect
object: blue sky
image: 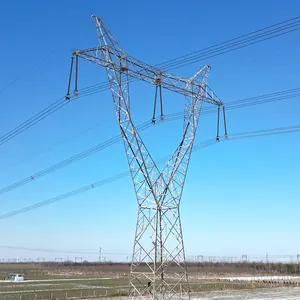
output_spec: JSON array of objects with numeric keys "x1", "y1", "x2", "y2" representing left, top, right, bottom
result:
[{"x1": 0, "y1": 0, "x2": 300, "y2": 261}]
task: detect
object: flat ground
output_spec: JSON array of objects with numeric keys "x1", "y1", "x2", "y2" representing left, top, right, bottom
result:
[
  {"x1": 192, "y1": 288, "x2": 300, "y2": 299},
  {"x1": 0, "y1": 262, "x2": 299, "y2": 300}
]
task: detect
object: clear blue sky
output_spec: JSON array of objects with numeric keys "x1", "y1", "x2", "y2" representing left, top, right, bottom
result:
[{"x1": 0, "y1": 0, "x2": 299, "y2": 261}]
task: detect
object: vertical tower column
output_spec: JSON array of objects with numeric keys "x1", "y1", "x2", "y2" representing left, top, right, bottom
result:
[{"x1": 71, "y1": 15, "x2": 225, "y2": 300}]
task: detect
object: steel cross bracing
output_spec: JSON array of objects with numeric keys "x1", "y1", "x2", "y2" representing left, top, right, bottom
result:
[{"x1": 69, "y1": 15, "x2": 225, "y2": 300}]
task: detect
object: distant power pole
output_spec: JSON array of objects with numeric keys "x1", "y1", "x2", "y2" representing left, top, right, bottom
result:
[
  {"x1": 37, "y1": 257, "x2": 45, "y2": 262},
  {"x1": 99, "y1": 247, "x2": 102, "y2": 262},
  {"x1": 197, "y1": 255, "x2": 203, "y2": 263},
  {"x1": 75, "y1": 257, "x2": 83, "y2": 263}
]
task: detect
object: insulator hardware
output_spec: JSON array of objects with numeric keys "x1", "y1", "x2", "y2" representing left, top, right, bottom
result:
[
  {"x1": 159, "y1": 84, "x2": 164, "y2": 120},
  {"x1": 152, "y1": 84, "x2": 164, "y2": 123},
  {"x1": 74, "y1": 55, "x2": 79, "y2": 97},
  {"x1": 152, "y1": 85, "x2": 158, "y2": 124},
  {"x1": 216, "y1": 106, "x2": 220, "y2": 142},
  {"x1": 223, "y1": 106, "x2": 228, "y2": 139},
  {"x1": 153, "y1": 76, "x2": 163, "y2": 85},
  {"x1": 65, "y1": 56, "x2": 74, "y2": 100}
]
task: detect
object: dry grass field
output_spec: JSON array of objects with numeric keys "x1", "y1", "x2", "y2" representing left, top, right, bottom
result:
[{"x1": 0, "y1": 262, "x2": 299, "y2": 300}]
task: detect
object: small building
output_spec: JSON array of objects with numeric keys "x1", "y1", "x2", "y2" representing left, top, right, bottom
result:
[{"x1": 7, "y1": 274, "x2": 24, "y2": 282}]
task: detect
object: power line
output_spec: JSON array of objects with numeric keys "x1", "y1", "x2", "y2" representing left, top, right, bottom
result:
[
  {"x1": 0, "y1": 171, "x2": 129, "y2": 220},
  {"x1": 0, "y1": 245, "x2": 299, "y2": 261},
  {"x1": 52, "y1": 16, "x2": 300, "y2": 100},
  {"x1": 155, "y1": 16, "x2": 300, "y2": 69},
  {"x1": 0, "y1": 124, "x2": 299, "y2": 221},
  {"x1": 166, "y1": 87, "x2": 300, "y2": 119},
  {"x1": 0, "y1": 97, "x2": 67, "y2": 146},
  {"x1": 0, "y1": 87, "x2": 299, "y2": 197},
  {"x1": 0, "y1": 15, "x2": 299, "y2": 147},
  {"x1": 0, "y1": 52, "x2": 54, "y2": 95},
  {"x1": 0, "y1": 120, "x2": 153, "y2": 196},
  {"x1": 158, "y1": 18, "x2": 300, "y2": 71},
  {"x1": 0, "y1": 245, "x2": 126, "y2": 255},
  {"x1": 0, "y1": 82, "x2": 110, "y2": 147},
  {"x1": 78, "y1": 16, "x2": 300, "y2": 94},
  {"x1": 3, "y1": 119, "x2": 109, "y2": 173}
]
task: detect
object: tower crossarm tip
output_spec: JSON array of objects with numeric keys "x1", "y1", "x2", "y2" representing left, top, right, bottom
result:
[{"x1": 91, "y1": 14, "x2": 101, "y2": 22}]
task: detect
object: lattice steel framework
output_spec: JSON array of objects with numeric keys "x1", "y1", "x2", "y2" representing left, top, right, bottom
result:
[{"x1": 68, "y1": 15, "x2": 226, "y2": 300}]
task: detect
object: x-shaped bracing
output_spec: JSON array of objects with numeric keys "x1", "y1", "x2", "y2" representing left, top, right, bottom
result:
[{"x1": 69, "y1": 15, "x2": 225, "y2": 300}]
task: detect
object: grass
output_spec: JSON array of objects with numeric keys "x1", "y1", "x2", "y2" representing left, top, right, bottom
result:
[
  {"x1": 0, "y1": 262, "x2": 298, "y2": 299},
  {"x1": 0, "y1": 278, "x2": 128, "y2": 300},
  {"x1": 0, "y1": 278, "x2": 282, "y2": 300}
]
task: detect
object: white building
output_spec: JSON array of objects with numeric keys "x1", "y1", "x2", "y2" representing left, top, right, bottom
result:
[{"x1": 7, "y1": 274, "x2": 24, "y2": 282}]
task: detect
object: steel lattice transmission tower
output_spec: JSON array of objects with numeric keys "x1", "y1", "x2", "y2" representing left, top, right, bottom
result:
[{"x1": 67, "y1": 15, "x2": 226, "y2": 300}]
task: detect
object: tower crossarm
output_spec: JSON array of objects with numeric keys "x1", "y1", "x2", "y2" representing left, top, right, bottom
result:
[{"x1": 73, "y1": 47, "x2": 223, "y2": 107}]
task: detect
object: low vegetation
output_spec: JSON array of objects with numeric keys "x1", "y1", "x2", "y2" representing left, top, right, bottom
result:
[{"x1": 0, "y1": 262, "x2": 299, "y2": 300}]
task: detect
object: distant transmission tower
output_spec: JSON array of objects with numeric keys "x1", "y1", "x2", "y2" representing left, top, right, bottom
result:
[{"x1": 67, "y1": 15, "x2": 227, "y2": 300}]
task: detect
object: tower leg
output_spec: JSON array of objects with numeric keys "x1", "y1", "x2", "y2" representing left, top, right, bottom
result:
[{"x1": 129, "y1": 203, "x2": 190, "y2": 300}]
